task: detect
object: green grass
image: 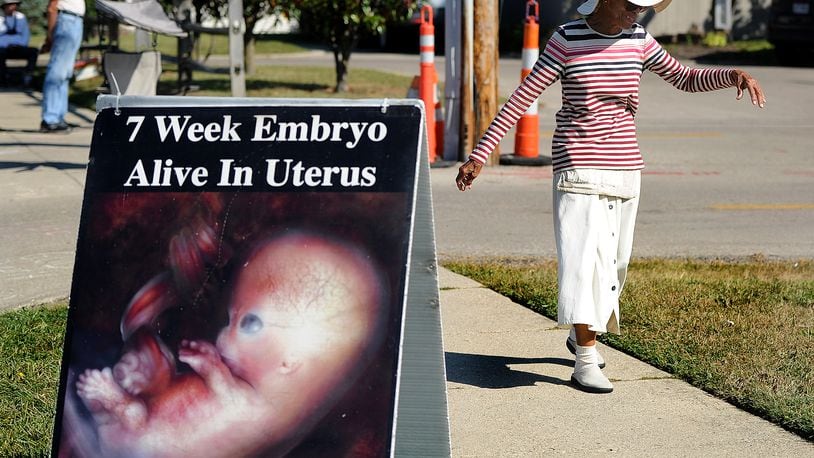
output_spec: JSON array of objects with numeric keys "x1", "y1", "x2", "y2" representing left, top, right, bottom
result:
[
  {"x1": 69, "y1": 64, "x2": 416, "y2": 111},
  {"x1": 444, "y1": 257, "x2": 814, "y2": 441},
  {"x1": 730, "y1": 39, "x2": 775, "y2": 53},
  {"x1": 2, "y1": 259, "x2": 813, "y2": 454},
  {"x1": 113, "y1": 31, "x2": 310, "y2": 57},
  {"x1": 0, "y1": 303, "x2": 67, "y2": 456},
  {"x1": 28, "y1": 30, "x2": 310, "y2": 56},
  {"x1": 58, "y1": 33, "x2": 778, "y2": 110},
  {"x1": 177, "y1": 65, "x2": 415, "y2": 98},
  {"x1": 663, "y1": 38, "x2": 778, "y2": 65}
]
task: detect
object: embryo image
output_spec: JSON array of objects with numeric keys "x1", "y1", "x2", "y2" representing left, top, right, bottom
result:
[{"x1": 55, "y1": 191, "x2": 412, "y2": 457}]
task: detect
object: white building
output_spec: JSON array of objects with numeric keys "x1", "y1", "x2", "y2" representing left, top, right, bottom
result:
[{"x1": 535, "y1": 0, "x2": 771, "y2": 40}]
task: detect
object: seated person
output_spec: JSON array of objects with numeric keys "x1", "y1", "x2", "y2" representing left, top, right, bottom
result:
[{"x1": 0, "y1": 0, "x2": 38, "y2": 87}]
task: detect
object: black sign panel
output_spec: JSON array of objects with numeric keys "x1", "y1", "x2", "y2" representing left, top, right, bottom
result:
[
  {"x1": 86, "y1": 105, "x2": 419, "y2": 193},
  {"x1": 52, "y1": 100, "x2": 423, "y2": 457}
]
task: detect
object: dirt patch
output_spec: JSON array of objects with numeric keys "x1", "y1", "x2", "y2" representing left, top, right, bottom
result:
[
  {"x1": 664, "y1": 43, "x2": 781, "y2": 66},
  {"x1": 664, "y1": 43, "x2": 740, "y2": 60}
]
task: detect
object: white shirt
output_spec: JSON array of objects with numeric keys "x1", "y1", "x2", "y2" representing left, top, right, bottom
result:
[{"x1": 58, "y1": 0, "x2": 85, "y2": 17}]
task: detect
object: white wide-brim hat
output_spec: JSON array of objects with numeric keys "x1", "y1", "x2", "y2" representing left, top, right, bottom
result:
[{"x1": 578, "y1": 0, "x2": 672, "y2": 15}]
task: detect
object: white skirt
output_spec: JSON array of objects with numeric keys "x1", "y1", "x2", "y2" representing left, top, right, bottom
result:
[{"x1": 552, "y1": 170, "x2": 640, "y2": 334}]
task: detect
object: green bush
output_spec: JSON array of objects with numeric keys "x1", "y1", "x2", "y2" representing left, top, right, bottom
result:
[{"x1": 702, "y1": 31, "x2": 728, "y2": 48}]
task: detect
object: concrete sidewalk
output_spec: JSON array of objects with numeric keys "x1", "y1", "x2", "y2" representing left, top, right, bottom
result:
[
  {"x1": 0, "y1": 90, "x2": 93, "y2": 310},
  {"x1": 440, "y1": 268, "x2": 812, "y2": 456},
  {"x1": 0, "y1": 90, "x2": 811, "y2": 456}
]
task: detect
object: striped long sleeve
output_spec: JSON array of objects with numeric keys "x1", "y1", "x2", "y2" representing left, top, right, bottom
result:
[
  {"x1": 468, "y1": 20, "x2": 735, "y2": 172},
  {"x1": 469, "y1": 32, "x2": 565, "y2": 164},
  {"x1": 644, "y1": 33, "x2": 733, "y2": 92}
]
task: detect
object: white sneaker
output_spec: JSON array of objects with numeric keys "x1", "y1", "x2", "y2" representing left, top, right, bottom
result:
[
  {"x1": 571, "y1": 362, "x2": 614, "y2": 394},
  {"x1": 566, "y1": 334, "x2": 606, "y2": 369},
  {"x1": 571, "y1": 343, "x2": 613, "y2": 393}
]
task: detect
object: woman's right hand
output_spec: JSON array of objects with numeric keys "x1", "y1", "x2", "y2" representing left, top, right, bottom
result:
[
  {"x1": 455, "y1": 159, "x2": 483, "y2": 192},
  {"x1": 730, "y1": 69, "x2": 766, "y2": 108}
]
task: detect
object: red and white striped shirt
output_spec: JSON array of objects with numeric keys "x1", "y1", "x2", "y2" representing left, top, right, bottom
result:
[{"x1": 470, "y1": 20, "x2": 734, "y2": 172}]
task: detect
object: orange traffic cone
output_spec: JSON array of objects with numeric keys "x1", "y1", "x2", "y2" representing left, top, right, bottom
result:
[
  {"x1": 501, "y1": 0, "x2": 551, "y2": 166},
  {"x1": 419, "y1": 5, "x2": 437, "y2": 163},
  {"x1": 434, "y1": 70, "x2": 444, "y2": 158}
]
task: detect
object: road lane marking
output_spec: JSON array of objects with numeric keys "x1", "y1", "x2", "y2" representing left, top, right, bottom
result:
[
  {"x1": 639, "y1": 132, "x2": 723, "y2": 138},
  {"x1": 643, "y1": 170, "x2": 721, "y2": 176},
  {"x1": 537, "y1": 131, "x2": 723, "y2": 139},
  {"x1": 710, "y1": 203, "x2": 814, "y2": 211},
  {"x1": 783, "y1": 170, "x2": 814, "y2": 177}
]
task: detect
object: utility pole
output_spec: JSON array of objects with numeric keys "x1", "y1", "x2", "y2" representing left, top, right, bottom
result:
[
  {"x1": 460, "y1": 0, "x2": 474, "y2": 161},
  {"x1": 444, "y1": 0, "x2": 461, "y2": 161},
  {"x1": 473, "y1": 0, "x2": 499, "y2": 165},
  {"x1": 228, "y1": 0, "x2": 246, "y2": 97}
]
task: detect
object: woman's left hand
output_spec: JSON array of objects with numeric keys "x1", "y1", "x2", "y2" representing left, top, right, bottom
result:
[
  {"x1": 731, "y1": 69, "x2": 766, "y2": 108},
  {"x1": 455, "y1": 159, "x2": 483, "y2": 192}
]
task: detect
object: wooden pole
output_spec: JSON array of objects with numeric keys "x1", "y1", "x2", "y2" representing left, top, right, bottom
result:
[
  {"x1": 473, "y1": 0, "x2": 499, "y2": 165},
  {"x1": 444, "y1": 0, "x2": 461, "y2": 162},
  {"x1": 460, "y1": 0, "x2": 474, "y2": 161}
]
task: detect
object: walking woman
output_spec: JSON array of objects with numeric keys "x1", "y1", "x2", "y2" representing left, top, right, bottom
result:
[{"x1": 455, "y1": 0, "x2": 765, "y2": 394}]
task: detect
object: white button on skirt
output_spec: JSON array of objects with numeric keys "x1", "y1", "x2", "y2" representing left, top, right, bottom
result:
[{"x1": 553, "y1": 185, "x2": 639, "y2": 334}]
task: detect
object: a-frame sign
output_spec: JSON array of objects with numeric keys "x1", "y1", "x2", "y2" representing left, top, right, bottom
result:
[{"x1": 51, "y1": 96, "x2": 450, "y2": 457}]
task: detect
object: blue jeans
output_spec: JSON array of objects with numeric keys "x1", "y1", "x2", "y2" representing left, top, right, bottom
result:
[{"x1": 42, "y1": 12, "x2": 83, "y2": 125}]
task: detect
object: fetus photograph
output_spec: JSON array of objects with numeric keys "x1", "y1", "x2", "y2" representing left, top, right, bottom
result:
[{"x1": 53, "y1": 191, "x2": 414, "y2": 457}]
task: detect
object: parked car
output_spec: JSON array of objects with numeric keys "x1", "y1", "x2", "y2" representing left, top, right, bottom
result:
[{"x1": 768, "y1": 0, "x2": 814, "y2": 64}]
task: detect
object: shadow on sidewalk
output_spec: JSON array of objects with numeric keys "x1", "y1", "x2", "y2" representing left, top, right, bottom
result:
[
  {"x1": 445, "y1": 352, "x2": 572, "y2": 388},
  {"x1": 19, "y1": 91, "x2": 96, "y2": 124},
  {"x1": 0, "y1": 160, "x2": 87, "y2": 171},
  {"x1": 0, "y1": 126, "x2": 92, "y2": 134}
]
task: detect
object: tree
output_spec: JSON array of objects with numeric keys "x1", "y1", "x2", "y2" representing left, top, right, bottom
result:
[
  {"x1": 164, "y1": 0, "x2": 415, "y2": 86},
  {"x1": 291, "y1": 0, "x2": 416, "y2": 92},
  {"x1": 20, "y1": 0, "x2": 96, "y2": 37},
  {"x1": 169, "y1": 0, "x2": 290, "y2": 75},
  {"x1": 19, "y1": 0, "x2": 49, "y2": 31},
  {"x1": 236, "y1": 0, "x2": 290, "y2": 75}
]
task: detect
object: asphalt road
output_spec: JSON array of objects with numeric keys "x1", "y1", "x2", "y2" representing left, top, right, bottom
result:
[{"x1": 1, "y1": 54, "x2": 812, "y2": 312}]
